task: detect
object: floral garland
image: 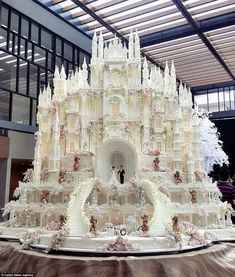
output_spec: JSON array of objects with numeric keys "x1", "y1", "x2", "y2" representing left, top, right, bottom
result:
[
  {"x1": 2, "y1": 201, "x2": 14, "y2": 217},
  {"x1": 98, "y1": 236, "x2": 139, "y2": 251},
  {"x1": 87, "y1": 116, "x2": 107, "y2": 140},
  {"x1": 87, "y1": 91, "x2": 102, "y2": 98},
  {"x1": 143, "y1": 148, "x2": 160, "y2": 156},
  {"x1": 126, "y1": 178, "x2": 139, "y2": 198},
  {"x1": 124, "y1": 121, "x2": 143, "y2": 134},
  {"x1": 165, "y1": 220, "x2": 208, "y2": 248},
  {"x1": 18, "y1": 229, "x2": 41, "y2": 250},
  {"x1": 140, "y1": 179, "x2": 174, "y2": 229},
  {"x1": 74, "y1": 149, "x2": 94, "y2": 157},
  {"x1": 67, "y1": 178, "x2": 102, "y2": 234},
  {"x1": 44, "y1": 226, "x2": 69, "y2": 253},
  {"x1": 164, "y1": 223, "x2": 182, "y2": 248},
  {"x1": 13, "y1": 187, "x2": 22, "y2": 198}
]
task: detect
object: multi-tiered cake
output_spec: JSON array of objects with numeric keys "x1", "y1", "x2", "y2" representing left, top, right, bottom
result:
[{"x1": 0, "y1": 32, "x2": 234, "y2": 252}]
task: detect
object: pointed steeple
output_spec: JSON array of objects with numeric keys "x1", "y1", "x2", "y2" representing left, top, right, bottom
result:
[
  {"x1": 179, "y1": 80, "x2": 184, "y2": 106},
  {"x1": 143, "y1": 57, "x2": 149, "y2": 87},
  {"x1": 38, "y1": 89, "x2": 43, "y2": 106},
  {"x1": 92, "y1": 31, "x2": 98, "y2": 60},
  {"x1": 46, "y1": 84, "x2": 51, "y2": 104},
  {"x1": 170, "y1": 60, "x2": 176, "y2": 96},
  {"x1": 60, "y1": 64, "x2": 66, "y2": 79},
  {"x1": 164, "y1": 61, "x2": 169, "y2": 97},
  {"x1": 98, "y1": 31, "x2": 104, "y2": 59},
  {"x1": 82, "y1": 57, "x2": 87, "y2": 70},
  {"x1": 187, "y1": 87, "x2": 192, "y2": 107},
  {"x1": 128, "y1": 30, "x2": 134, "y2": 59},
  {"x1": 54, "y1": 65, "x2": 60, "y2": 79},
  {"x1": 134, "y1": 30, "x2": 140, "y2": 59}
]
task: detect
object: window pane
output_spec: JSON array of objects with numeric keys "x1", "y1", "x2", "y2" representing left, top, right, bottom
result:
[
  {"x1": 0, "y1": 89, "x2": 10, "y2": 120},
  {"x1": 1, "y1": 7, "x2": 9, "y2": 28},
  {"x1": 41, "y1": 29, "x2": 52, "y2": 50},
  {"x1": 208, "y1": 92, "x2": 219, "y2": 112},
  {"x1": 8, "y1": 33, "x2": 13, "y2": 52},
  {"x1": 0, "y1": 28, "x2": 7, "y2": 50},
  {"x1": 27, "y1": 42, "x2": 32, "y2": 61},
  {"x1": 34, "y1": 46, "x2": 46, "y2": 67},
  {"x1": 32, "y1": 99, "x2": 37, "y2": 126},
  {"x1": 194, "y1": 94, "x2": 208, "y2": 111},
  {"x1": 68, "y1": 62, "x2": 74, "y2": 76},
  {"x1": 64, "y1": 42, "x2": 73, "y2": 61},
  {"x1": 12, "y1": 94, "x2": 30, "y2": 124},
  {"x1": 39, "y1": 67, "x2": 46, "y2": 91},
  {"x1": 56, "y1": 38, "x2": 62, "y2": 56},
  {"x1": 13, "y1": 34, "x2": 18, "y2": 55},
  {"x1": 29, "y1": 64, "x2": 38, "y2": 98},
  {"x1": 10, "y1": 11, "x2": 19, "y2": 33},
  {"x1": 18, "y1": 59, "x2": 28, "y2": 95},
  {"x1": 20, "y1": 38, "x2": 27, "y2": 59},
  {"x1": 230, "y1": 86, "x2": 234, "y2": 110},
  {"x1": 55, "y1": 56, "x2": 62, "y2": 68},
  {"x1": 218, "y1": 89, "x2": 224, "y2": 111},
  {"x1": 224, "y1": 88, "x2": 230, "y2": 110},
  {"x1": 0, "y1": 51, "x2": 17, "y2": 91},
  {"x1": 31, "y1": 23, "x2": 39, "y2": 44},
  {"x1": 47, "y1": 52, "x2": 53, "y2": 71},
  {"x1": 74, "y1": 48, "x2": 79, "y2": 66},
  {"x1": 21, "y1": 17, "x2": 29, "y2": 38}
]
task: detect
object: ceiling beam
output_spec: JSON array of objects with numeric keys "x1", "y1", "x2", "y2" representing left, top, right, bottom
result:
[
  {"x1": 70, "y1": 0, "x2": 166, "y2": 72},
  {"x1": 191, "y1": 80, "x2": 235, "y2": 92},
  {"x1": 171, "y1": 0, "x2": 235, "y2": 81},
  {"x1": 140, "y1": 12, "x2": 235, "y2": 48}
]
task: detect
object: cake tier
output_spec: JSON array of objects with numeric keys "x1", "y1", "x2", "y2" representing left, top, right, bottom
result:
[{"x1": 38, "y1": 234, "x2": 190, "y2": 250}]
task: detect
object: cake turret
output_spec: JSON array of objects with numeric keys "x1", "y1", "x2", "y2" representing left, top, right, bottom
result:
[
  {"x1": 98, "y1": 31, "x2": 104, "y2": 60},
  {"x1": 134, "y1": 31, "x2": 140, "y2": 61},
  {"x1": 48, "y1": 109, "x2": 61, "y2": 172},
  {"x1": 92, "y1": 31, "x2": 98, "y2": 60},
  {"x1": 33, "y1": 131, "x2": 42, "y2": 185},
  {"x1": 170, "y1": 61, "x2": 177, "y2": 98},
  {"x1": 128, "y1": 31, "x2": 134, "y2": 60},
  {"x1": 142, "y1": 57, "x2": 149, "y2": 88},
  {"x1": 164, "y1": 61, "x2": 170, "y2": 98}
]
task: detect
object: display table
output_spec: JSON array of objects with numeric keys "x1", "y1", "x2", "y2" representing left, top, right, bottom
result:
[{"x1": 0, "y1": 241, "x2": 235, "y2": 277}]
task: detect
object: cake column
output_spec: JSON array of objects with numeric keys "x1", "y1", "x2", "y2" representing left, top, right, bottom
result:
[
  {"x1": 48, "y1": 109, "x2": 61, "y2": 172},
  {"x1": 33, "y1": 131, "x2": 42, "y2": 185},
  {"x1": 142, "y1": 58, "x2": 150, "y2": 149},
  {"x1": 81, "y1": 93, "x2": 89, "y2": 151},
  {"x1": 192, "y1": 113, "x2": 205, "y2": 172}
]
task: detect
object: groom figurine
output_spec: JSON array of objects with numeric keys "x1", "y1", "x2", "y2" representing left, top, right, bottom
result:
[{"x1": 118, "y1": 165, "x2": 125, "y2": 184}]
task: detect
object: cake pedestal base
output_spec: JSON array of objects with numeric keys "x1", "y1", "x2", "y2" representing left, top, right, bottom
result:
[{"x1": 0, "y1": 241, "x2": 235, "y2": 277}]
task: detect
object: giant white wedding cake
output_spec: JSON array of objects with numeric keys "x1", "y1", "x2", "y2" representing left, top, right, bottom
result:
[{"x1": 0, "y1": 31, "x2": 234, "y2": 253}]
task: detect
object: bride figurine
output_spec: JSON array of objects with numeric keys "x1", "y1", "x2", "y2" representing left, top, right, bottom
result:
[{"x1": 109, "y1": 165, "x2": 119, "y2": 185}]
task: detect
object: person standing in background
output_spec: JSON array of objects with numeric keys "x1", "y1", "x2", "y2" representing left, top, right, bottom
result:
[{"x1": 217, "y1": 168, "x2": 235, "y2": 224}]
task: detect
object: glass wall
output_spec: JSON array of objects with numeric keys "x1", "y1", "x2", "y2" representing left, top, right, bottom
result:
[
  {"x1": 0, "y1": 3, "x2": 91, "y2": 127},
  {"x1": 193, "y1": 86, "x2": 235, "y2": 113}
]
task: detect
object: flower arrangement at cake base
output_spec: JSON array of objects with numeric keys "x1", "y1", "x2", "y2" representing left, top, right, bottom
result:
[
  {"x1": 18, "y1": 229, "x2": 41, "y2": 250},
  {"x1": 97, "y1": 236, "x2": 139, "y2": 251},
  {"x1": 165, "y1": 216, "x2": 211, "y2": 249},
  {"x1": 45, "y1": 226, "x2": 69, "y2": 253}
]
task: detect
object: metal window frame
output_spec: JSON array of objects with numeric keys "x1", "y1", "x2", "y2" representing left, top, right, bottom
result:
[{"x1": 0, "y1": 2, "x2": 91, "y2": 133}]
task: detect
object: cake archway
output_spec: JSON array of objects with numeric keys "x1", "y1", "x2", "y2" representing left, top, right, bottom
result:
[{"x1": 95, "y1": 139, "x2": 138, "y2": 183}]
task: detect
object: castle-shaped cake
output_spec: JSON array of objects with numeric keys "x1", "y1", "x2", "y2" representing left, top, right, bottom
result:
[{"x1": 1, "y1": 32, "x2": 233, "y2": 251}]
